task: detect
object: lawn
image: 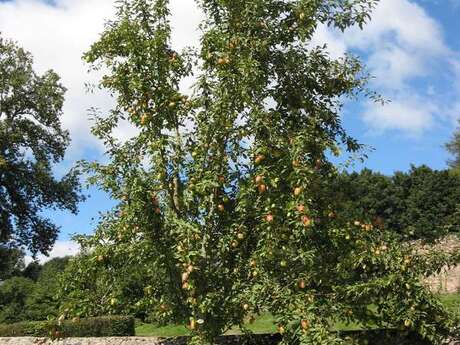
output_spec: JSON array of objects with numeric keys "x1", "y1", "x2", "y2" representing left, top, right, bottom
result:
[
  {"x1": 135, "y1": 313, "x2": 277, "y2": 337},
  {"x1": 439, "y1": 292, "x2": 460, "y2": 315},
  {"x1": 135, "y1": 293, "x2": 460, "y2": 337}
]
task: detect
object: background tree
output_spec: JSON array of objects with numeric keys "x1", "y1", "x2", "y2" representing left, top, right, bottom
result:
[
  {"x1": 0, "y1": 276, "x2": 35, "y2": 324},
  {"x1": 445, "y1": 119, "x2": 460, "y2": 174},
  {"x1": 26, "y1": 257, "x2": 70, "y2": 321},
  {"x1": 0, "y1": 245, "x2": 24, "y2": 281},
  {"x1": 0, "y1": 257, "x2": 70, "y2": 324},
  {"x1": 0, "y1": 34, "x2": 83, "y2": 256},
  {"x1": 336, "y1": 166, "x2": 460, "y2": 241},
  {"x1": 61, "y1": 252, "x2": 150, "y2": 321},
  {"x1": 22, "y1": 260, "x2": 42, "y2": 282},
  {"x1": 61, "y1": 1, "x2": 457, "y2": 344}
]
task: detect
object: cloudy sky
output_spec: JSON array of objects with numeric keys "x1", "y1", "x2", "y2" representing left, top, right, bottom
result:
[{"x1": 0, "y1": 0, "x2": 459, "y2": 262}]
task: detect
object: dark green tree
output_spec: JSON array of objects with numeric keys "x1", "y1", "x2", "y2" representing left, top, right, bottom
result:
[
  {"x1": 337, "y1": 166, "x2": 460, "y2": 241},
  {"x1": 0, "y1": 276, "x2": 35, "y2": 324},
  {"x1": 22, "y1": 261, "x2": 42, "y2": 282},
  {"x1": 0, "y1": 34, "x2": 83, "y2": 255},
  {"x1": 61, "y1": 253, "x2": 150, "y2": 321},
  {"x1": 394, "y1": 166, "x2": 460, "y2": 240},
  {"x1": 26, "y1": 257, "x2": 70, "y2": 321},
  {"x1": 0, "y1": 245, "x2": 24, "y2": 281},
  {"x1": 445, "y1": 119, "x2": 460, "y2": 174},
  {"x1": 0, "y1": 257, "x2": 71, "y2": 323}
]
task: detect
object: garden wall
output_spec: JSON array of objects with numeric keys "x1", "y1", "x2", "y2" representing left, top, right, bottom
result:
[
  {"x1": 424, "y1": 236, "x2": 460, "y2": 294},
  {"x1": 2, "y1": 332, "x2": 458, "y2": 345}
]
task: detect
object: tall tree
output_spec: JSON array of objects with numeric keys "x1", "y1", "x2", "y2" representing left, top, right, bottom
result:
[
  {"x1": 0, "y1": 34, "x2": 83, "y2": 256},
  {"x1": 445, "y1": 119, "x2": 460, "y2": 173},
  {"x1": 0, "y1": 257, "x2": 71, "y2": 323},
  {"x1": 62, "y1": 1, "x2": 457, "y2": 344},
  {"x1": 0, "y1": 245, "x2": 24, "y2": 281},
  {"x1": 336, "y1": 166, "x2": 460, "y2": 241},
  {"x1": 0, "y1": 276, "x2": 35, "y2": 324},
  {"x1": 26, "y1": 257, "x2": 70, "y2": 321}
]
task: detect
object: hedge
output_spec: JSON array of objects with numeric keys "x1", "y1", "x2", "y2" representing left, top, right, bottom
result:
[{"x1": 0, "y1": 315, "x2": 135, "y2": 338}]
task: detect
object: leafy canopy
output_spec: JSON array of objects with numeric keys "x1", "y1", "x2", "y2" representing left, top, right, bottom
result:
[
  {"x1": 446, "y1": 119, "x2": 460, "y2": 174},
  {"x1": 335, "y1": 166, "x2": 460, "y2": 241},
  {"x1": 0, "y1": 246, "x2": 25, "y2": 281},
  {"x1": 0, "y1": 34, "x2": 83, "y2": 255},
  {"x1": 0, "y1": 257, "x2": 70, "y2": 324},
  {"x1": 61, "y1": 1, "x2": 457, "y2": 344}
]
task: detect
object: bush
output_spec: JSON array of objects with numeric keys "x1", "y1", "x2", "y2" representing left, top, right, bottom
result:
[{"x1": 0, "y1": 315, "x2": 135, "y2": 337}]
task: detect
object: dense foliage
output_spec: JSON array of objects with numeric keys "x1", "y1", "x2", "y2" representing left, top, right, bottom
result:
[
  {"x1": 446, "y1": 119, "x2": 460, "y2": 174},
  {"x1": 0, "y1": 246, "x2": 24, "y2": 280},
  {"x1": 0, "y1": 315, "x2": 135, "y2": 338},
  {"x1": 336, "y1": 166, "x2": 460, "y2": 241},
  {"x1": 0, "y1": 34, "x2": 83, "y2": 256},
  {"x1": 60, "y1": 0, "x2": 458, "y2": 344},
  {"x1": 0, "y1": 276, "x2": 35, "y2": 324},
  {"x1": 61, "y1": 253, "x2": 149, "y2": 320},
  {"x1": 0, "y1": 257, "x2": 69, "y2": 324}
]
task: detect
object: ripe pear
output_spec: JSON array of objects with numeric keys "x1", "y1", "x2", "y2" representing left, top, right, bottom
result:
[
  {"x1": 255, "y1": 154, "x2": 265, "y2": 165},
  {"x1": 255, "y1": 175, "x2": 264, "y2": 184},
  {"x1": 298, "y1": 279, "x2": 306, "y2": 289},
  {"x1": 300, "y1": 319, "x2": 309, "y2": 330},
  {"x1": 258, "y1": 184, "x2": 267, "y2": 193}
]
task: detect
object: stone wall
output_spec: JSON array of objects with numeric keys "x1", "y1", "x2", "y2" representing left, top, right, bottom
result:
[
  {"x1": 423, "y1": 235, "x2": 460, "y2": 294},
  {"x1": 0, "y1": 337, "x2": 162, "y2": 345},
  {"x1": 427, "y1": 265, "x2": 460, "y2": 294},
  {"x1": 0, "y1": 332, "x2": 453, "y2": 345}
]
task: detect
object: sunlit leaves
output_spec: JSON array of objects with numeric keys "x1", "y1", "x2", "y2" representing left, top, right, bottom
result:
[{"x1": 61, "y1": 1, "x2": 456, "y2": 344}]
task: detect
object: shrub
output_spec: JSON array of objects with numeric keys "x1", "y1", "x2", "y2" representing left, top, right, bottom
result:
[{"x1": 0, "y1": 315, "x2": 135, "y2": 337}]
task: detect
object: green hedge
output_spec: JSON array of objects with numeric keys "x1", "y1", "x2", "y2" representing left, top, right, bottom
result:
[{"x1": 0, "y1": 315, "x2": 135, "y2": 338}]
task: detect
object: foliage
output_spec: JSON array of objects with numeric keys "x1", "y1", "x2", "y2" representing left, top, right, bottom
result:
[
  {"x1": 0, "y1": 246, "x2": 25, "y2": 281},
  {"x1": 60, "y1": 253, "x2": 149, "y2": 320},
  {"x1": 26, "y1": 257, "x2": 71, "y2": 321},
  {"x1": 445, "y1": 119, "x2": 460, "y2": 174},
  {"x1": 0, "y1": 33, "x2": 83, "y2": 256},
  {"x1": 0, "y1": 315, "x2": 135, "y2": 338},
  {"x1": 0, "y1": 257, "x2": 70, "y2": 324},
  {"x1": 22, "y1": 261, "x2": 42, "y2": 282},
  {"x1": 61, "y1": 1, "x2": 457, "y2": 344},
  {"x1": 336, "y1": 166, "x2": 460, "y2": 241},
  {"x1": 0, "y1": 277, "x2": 35, "y2": 324}
]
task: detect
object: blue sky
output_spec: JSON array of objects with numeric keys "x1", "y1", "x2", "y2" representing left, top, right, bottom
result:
[{"x1": 0, "y1": 0, "x2": 459, "y2": 260}]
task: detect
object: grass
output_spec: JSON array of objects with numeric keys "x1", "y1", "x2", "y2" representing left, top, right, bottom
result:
[
  {"x1": 135, "y1": 293, "x2": 460, "y2": 337},
  {"x1": 135, "y1": 313, "x2": 277, "y2": 337},
  {"x1": 439, "y1": 292, "x2": 460, "y2": 315},
  {"x1": 136, "y1": 323, "x2": 190, "y2": 337}
]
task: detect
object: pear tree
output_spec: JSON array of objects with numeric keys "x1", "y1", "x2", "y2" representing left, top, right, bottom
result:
[{"x1": 61, "y1": 0, "x2": 457, "y2": 344}]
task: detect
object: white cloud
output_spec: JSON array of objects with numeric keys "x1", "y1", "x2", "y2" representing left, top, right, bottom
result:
[
  {"x1": 0, "y1": 0, "x2": 202, "y2": 157},
  {"x1": 346, "y1": 0, "x2": 446, "y2": 54},
  {"x1": 0, "y1": 0, "x2": 116, "y2": 155},
  {"x1": 341, "y1": 0, "x2": 456, "y2": 133},
  {"x1": 311, "y1": 24, "x2": 347, "y2": 59},
  {"x1": 366, "y1": 45, "x2": 426, "y2": 89},
  {"x1": 362, "y1": 96, "x2": 435, "y2": 134},
  {"x1": 25, "y1": 240, "x2": 80, "y2": 265},
  {"x1": 311, "y1": 0, "x2": 456, "y2": 134},
  {"x1": 0, "y1": 0, "x2": 459, "y2": 140}
]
